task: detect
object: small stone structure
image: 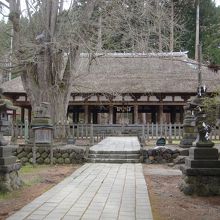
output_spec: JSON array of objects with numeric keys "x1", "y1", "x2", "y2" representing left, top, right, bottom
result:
[
  {"x1": 179, "y1": 103, "x2": 197, "y2": 148},
  {"x1": 12, "y1": 145, "x2": 85, "y2": 165},
  {"x1": 180, "y1": 86, "x2": 220, "y2": 196},
  {"x1": 0, "y1": 94, "x2": 22, "y2": 191},
  {"x1": 31, "y1": 102, "x2": 53, "y2": 144}
]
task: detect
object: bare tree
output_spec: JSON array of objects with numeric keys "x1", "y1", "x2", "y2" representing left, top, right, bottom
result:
[{"x1": 2, "y1": 0, "x2": 98, "y2": 124}]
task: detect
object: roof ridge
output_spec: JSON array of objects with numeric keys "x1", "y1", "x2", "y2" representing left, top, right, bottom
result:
[{"x1": 80, "y1": 51, "x2": 189, "y2": 58}]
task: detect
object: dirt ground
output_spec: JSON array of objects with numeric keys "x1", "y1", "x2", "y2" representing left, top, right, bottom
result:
[
  {"x1": 143, "y1": 164, "x2": 220, "y2": 220},
  {"x1": 1, "y1": 163, "x2": 220, "y2": 220},
  {"x1": 0, "y1": 164, "x2": 81, "y2": 220}
]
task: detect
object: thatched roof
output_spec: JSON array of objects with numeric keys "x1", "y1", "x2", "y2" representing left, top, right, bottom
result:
[{"x1": 2, "y1": 52, "x2": 220, "y2": 95}]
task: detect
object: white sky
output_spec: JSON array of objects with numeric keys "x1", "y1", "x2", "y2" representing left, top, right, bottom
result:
[
  {"x1": 216, "y1": 0, "x2": 220, "y2": 6},
  {"x1": 1, "y1": 0, "x2": 220, "y2": 19}
]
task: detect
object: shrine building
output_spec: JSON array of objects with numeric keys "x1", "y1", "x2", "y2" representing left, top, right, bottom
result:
[{"x1": 1, "y1": 52, "x2": 219, "y2": 125}]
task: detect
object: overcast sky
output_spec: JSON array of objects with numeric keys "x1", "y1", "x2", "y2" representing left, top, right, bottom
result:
[{"x1": 1, "y1": 0, "x2": 220, "y2": 19}]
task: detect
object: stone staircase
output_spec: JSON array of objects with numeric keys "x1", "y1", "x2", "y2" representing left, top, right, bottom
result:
[
  {"x1": 87, "y1": 149, "x2": 141, "y2": 163},
  {"x1": 87, "y1": 137, "x2": 141, "y2": 163}
]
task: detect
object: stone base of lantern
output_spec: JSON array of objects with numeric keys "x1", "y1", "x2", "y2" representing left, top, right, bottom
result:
[
  {"x1": 0, "y1": 145, "x2": 23, "y2": 192},
  {"x1": 180, "y1": 144, "x2": 220, "y2": 196},
  {"x1": 0, "y1": 163, "x2": 23, "y2": 192},
  {"x1": 179, "y1": 168, "x2": 220, "y2": 196}
]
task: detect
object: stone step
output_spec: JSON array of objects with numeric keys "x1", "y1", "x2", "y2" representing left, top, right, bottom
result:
[
  {"x1": 88, "y1": 154, "x2": 140, "y2": 159},
  {"x1": 89, "y1": 150, "x2": 140, "y2": 154},
  {"x1": 87, "y1": 158, "x2": 141, "y2": 163}
]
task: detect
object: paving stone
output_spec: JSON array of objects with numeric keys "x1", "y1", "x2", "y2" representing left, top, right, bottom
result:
[{"x1": 7, "y1": 159, "x2": 153, "y2": 220}]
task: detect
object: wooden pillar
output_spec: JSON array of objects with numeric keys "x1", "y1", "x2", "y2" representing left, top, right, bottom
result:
[
  {"x1": 180, "y1": 107, "x2": 184, "y2": 123},
  {"x1": 76, "y1": 112, "x2": 80, "y2": 123},
  {"x1": 93, "y1": 112, "x2": 98, "y2": 124},
  {"x1": 158, "y1": 105, "x2": 163, "y2": 124},
  {"x1": 13, "y1": 110, "x2": 16, "y2": 122},
  {"x1": 21, "y1": 107, "x2": 25, "y2": 123},
  {"x1": 72, "y1": 112, "x2": 76, "y2": 123},
  {"x1": 134, "y1": 104, "x2": 138, "y2": 124},
  {"x1": 109, "y1": 105, "x2": 113, "y2": 124},
  {"x1": 88, "y1": 110, "x2": 91, "y2": 124},
  {"x1": 142, "y1": 113, "x2": 146, "y2": 124},
  {"x1": 28, "y1": 108, "x2": 32, "y2": 123},
  {"x1": 171, "y1": 107, "x2": 176, "y2": 124},
  {"x1": 113, "y1": 109, "x2": 116, "y2": 124},
  {"x1": 84, "y1": 105, "x2": 88, "y2": 124},
  {"x1": 98, "y1": 113, "x2": 102, "y2": 124},
  {"x1": 151, "y1": 111, "x2": 156, "y2": 124}
]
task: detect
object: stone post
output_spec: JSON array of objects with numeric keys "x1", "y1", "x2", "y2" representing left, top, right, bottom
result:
[{"x1": 24, "y1": 119, "x2": 29, "y2": 143}]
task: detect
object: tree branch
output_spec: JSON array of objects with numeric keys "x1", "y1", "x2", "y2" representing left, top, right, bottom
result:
[{"x1": 0, "y1": 1, "x2": 9, "y2": 9}]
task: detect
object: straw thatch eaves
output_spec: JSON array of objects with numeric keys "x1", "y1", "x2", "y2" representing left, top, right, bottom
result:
[{"x1": 2, "y1": 52, "x2": 220, "y2": 96}]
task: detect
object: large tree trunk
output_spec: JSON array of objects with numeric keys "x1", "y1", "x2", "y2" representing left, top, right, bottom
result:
[{"x1": 21, "y1": 45, "x2": 81, "y2": 124}]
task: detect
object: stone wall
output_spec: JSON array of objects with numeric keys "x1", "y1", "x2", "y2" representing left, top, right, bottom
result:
[
  {"x1": 12, "y1": 145, "x2": 85, "y2": 165},
  {"x1": 142, "y1": 146, "x2": 180, "y2": 164}
]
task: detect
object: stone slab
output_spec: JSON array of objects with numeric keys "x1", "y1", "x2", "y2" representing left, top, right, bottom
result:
[
  {"x1": 0, "y1": 163, "x2": 21, "y2": 173},
  {"x1": 185, "y1": 158, "x2": 220, "y2": 168},
  {"x1": 0, "y1": 146, "x2": 12, "y2": 157},
  {"x1": 196, "y1": 141, "x2": 214, "y2": 148},
  {"x1": 90, "y1": 137, "x2": 140, "y2": 153},
  {"x1": 189, "y1": 147, "x2": 219, "y2": 160},
  {"x1": 7, "y1": 163, "x2": 153, "y2": 220},
  {"x1": 180, "y1": 165, "x2": 220, "y2": 176},
  {"x1": 0, "y1": 156, "x2": 16, "y2": 165}
]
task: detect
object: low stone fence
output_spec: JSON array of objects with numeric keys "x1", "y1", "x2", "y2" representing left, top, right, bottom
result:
[
  {"x1": 12, "y1": 145, "x2": 85, "y2": 165},
  {"x1": 142, "y1": 146, "x2": 181, "y2": 164}
]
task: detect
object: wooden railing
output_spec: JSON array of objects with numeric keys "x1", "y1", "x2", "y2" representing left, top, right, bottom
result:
[{"x1": 8, "y1": 122, "x2": 220, "y2": 144}]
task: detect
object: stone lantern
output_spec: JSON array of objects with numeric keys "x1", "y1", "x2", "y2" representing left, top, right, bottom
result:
[
  {"x1": 31, "y1": 102, "x2": 53, "y2": 164},
  {"x1": 180, "y1": 86, "x2": 220, "y2": 196},
  {"x1": 31, "y1": 102, "x2": 53, "y2": 144},
  {"x1": 0, "y1": 93, "x2": 23, "y2": 191},
  {"x1": 179, "y1": 103, "x2": 197, "y2": 149}
]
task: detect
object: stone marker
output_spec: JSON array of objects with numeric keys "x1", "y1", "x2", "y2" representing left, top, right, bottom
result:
[{"x1": 156, "y1": 137, "x2": 166, "y2": 146}]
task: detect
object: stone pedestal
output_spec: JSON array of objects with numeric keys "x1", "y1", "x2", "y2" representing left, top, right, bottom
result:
[
  {"x1": 180, "y1": 137, "x2": 220, "y2": 196},
  {"x1": 0, "y1": 142, "x2": 22, "y2": 192},
  {"x1": 180, "y1": 134, "x2": 220, "y2": 196},
  {"x1": 0, "y1": 147, "x2": 22, "y2": 191}
]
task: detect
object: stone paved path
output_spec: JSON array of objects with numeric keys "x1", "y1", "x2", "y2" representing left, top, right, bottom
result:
[
  {"x1": 7, "y1": 163, "x2": 153, "y2": 220},
  {"x1": 90, "y1": 137, "x2": 140, "y2": 152}
]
